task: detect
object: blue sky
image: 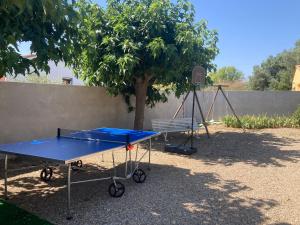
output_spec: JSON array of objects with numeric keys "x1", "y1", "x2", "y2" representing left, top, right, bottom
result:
[
  {"x1": 191, "y1": 0, "x2": 300, "y2": 77},
  {"x1": 20, "y1": 0, "x2": 300, "y2": 78}
]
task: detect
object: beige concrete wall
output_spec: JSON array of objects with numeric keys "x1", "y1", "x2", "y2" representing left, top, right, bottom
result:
[
  {"x1": 144, "y1": 90, "x2": 300, "y2": 128},
  {"x1": 194, "y1": 90, "x2": 300, "y2": 121},
  {"x1": 1, "y1": 82, "x2": 300, "y2": 144},
  {"x1": 0, "y1": 82, "x2": 134, "y2": 144}
]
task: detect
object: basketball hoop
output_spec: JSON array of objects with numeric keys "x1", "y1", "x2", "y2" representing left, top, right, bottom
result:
[
  {"x1": 171, "y1": 65, "x2": 211, "y2": 150},
  {"x1": 192, "y1": 66, "x2": 206, "y2": 85}
]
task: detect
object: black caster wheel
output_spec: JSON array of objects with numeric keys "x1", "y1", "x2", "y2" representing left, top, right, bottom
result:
[
  {"x1": 40, "y1": 167, "x2": 53, "y2": 182},
  {"x1": 71, "y1": 160, "x2": 83, "y2": 171},
  {"x1": 66, "y1": 215, "x2": 73, "y2": 220},
  {"x1": 132, "y1": 168, "x2": 147, "y2": 183},
  {"x1": 77, "y1": 160, "x2": 83, "y2": 168},
  {"x1": 108, "y1": 181, "x2": 125, "y2": 197}
]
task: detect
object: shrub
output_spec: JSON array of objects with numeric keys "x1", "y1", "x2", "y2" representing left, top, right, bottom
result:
[
  {"x1": 223, "y1": 106, "x2": 300, "y2": 129},
  {"x1": 292, "y1": 105, "x2": 300, "y2": 124}
]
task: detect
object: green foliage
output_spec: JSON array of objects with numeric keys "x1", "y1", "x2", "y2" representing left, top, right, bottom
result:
[
  {"x1": 0, "y1": 199, "x2": 53, "y2": 225},
  {"x1": 25, "y1": 75, "x2": 51, "y2": 84},
  {"x1": 249, "y1": 40, "x2": 300, "y2": 90},
  {"x1": 0, "y1": 0, "x2": 77, "y2": 76},
  {"x1": 223, "y1": 106, "x2": 300, "y2": 129},
  {"x1": 292, "y1": 106, "x2": 300, "y2": 124},
  {"x1": 209, "y1": 66, "x2": 244, "y2": 83},
  {"x1": 70, "y1": 0, "x2": 219, "y2": 108},
  {"x1": 11, "y1": 73, "x2": 59, "y2": 84}
]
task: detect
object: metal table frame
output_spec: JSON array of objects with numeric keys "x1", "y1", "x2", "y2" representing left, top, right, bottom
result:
[{"x1": 2, "y1": 138, "x2": 152, "y2": 219}]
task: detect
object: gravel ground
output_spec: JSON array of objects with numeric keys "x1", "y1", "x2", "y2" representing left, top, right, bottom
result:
[{"x1": 1, "y1": 125, "x2": 300, "y2": 225}]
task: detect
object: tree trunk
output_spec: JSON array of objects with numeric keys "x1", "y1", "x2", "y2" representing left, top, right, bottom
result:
[{"x1": 134, "y1": 76, "x2": 149, "y2": 130}]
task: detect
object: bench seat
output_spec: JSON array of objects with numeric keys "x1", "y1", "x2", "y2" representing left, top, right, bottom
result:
[{"x1": 151, "y1": 117, "x2": 200, "y2": 141}]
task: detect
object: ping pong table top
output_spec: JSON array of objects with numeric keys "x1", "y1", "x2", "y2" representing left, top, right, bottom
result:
[{"x1": 0, "y1": 128, "x2": 158, "y2": 164}]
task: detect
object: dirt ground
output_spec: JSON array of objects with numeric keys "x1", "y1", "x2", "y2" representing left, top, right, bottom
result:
[{"x1": 0, "y1": 125, "x2": 300, "y2": 225}]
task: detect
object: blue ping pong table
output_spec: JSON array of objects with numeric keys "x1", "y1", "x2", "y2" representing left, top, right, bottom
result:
[{"x1": 0, "y1": 127, "x2": 159, "y2": 219}]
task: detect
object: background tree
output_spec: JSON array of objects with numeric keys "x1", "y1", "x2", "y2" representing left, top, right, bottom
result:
[
  {"x1": 9, "y1": 72, "x2": 60, "y2": 84},
  {"x1": 209, "y1": 66, "x2": 244, "y2": 83},
  {"x1": 0, "y1": 0, "x2": 77, "y2": 76},
  {"x1": 249, "y1": 40, "x2": 300, "y2": 90},
  {"x1": 71, "y1": 0, "x2": 218, "y2": 129}
]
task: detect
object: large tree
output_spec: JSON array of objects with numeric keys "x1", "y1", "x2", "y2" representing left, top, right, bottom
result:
[
  {"x1": 0, "y1": 0, "x2": 77, "y2": 76},
  {"x1": 71, "y1": 0, "x2": 219, "y2": 129},
  {"x1": 249, "y1": 40, "x2": 300, "y2": 91},
  {"x1": 209, "y1": 66, "x2": 244, "y2": 83}
]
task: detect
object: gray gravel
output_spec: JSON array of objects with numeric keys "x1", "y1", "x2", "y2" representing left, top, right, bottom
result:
[{"x1": 1, "y1": 125, "x2": 300, "y2": 225}]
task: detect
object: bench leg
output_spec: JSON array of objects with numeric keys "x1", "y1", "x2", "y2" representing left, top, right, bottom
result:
[{"x1": 164, "y1": 133, "x2": 168, "y2": 142}]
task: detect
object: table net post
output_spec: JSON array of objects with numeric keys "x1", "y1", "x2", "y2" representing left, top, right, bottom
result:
[{"x1": 57, "y1": 128, "x2": 61, "y2": 138}]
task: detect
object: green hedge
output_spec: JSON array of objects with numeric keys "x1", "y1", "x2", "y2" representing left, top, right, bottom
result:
[{"x1": 223, "y1": 106, "x2": 300, "y2": 129}]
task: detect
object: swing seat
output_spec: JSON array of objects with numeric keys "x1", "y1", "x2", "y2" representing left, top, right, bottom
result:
[{"x1": 151, "y1": 117, "x2": 200, "y2": 141}]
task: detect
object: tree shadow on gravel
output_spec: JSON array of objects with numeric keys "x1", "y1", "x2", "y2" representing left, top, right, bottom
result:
[
  {"x1": 270, "y1": 223, "x2": 292, "y2": 225},
  {"x1": 0, "y1": 160, "x2": 278, "y2": 225},
  {"x1": 155, "y1": 130, "x2": 300, "y2": 167}
]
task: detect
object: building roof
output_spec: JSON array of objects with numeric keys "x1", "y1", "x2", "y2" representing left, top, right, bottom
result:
[{"x1": 22, "y1": 54, "x2": 36, "y2": 59}]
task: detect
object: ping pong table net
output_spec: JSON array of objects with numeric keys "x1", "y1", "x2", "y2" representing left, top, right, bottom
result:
[{"x1": 57, "y1": 128, "x2": 132, "y2": 148}]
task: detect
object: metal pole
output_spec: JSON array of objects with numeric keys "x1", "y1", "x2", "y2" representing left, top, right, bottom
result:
[
  {"x1": 4, "y1": 154, "x2": 8, "y2": 200},
  {"x1": 195, "y1": 92, "x2": 210, "y2": 138},
  {"x1": 206, "y1": 87, "x2": 220, "y2": 121},
  {"x1": 124, "y1": 149, "x2": 128, "y2": 177},
  {"x1": 129, "y1": 147, "x2": 132, "y2": 174},
  {"x1": 191, "y1": 86, "x2": 196, "y2": 148},
  {"x1": 112, "y1": 152, "x2": 116, "y2": 177},
  {"x1": 67, "y1": 163, "x2": 72, "y2": 220},
  {"x1": 219, "y1": 87, "x2": 244, "y2": 129},
  {"x1": 173, "y1": 92, "x2": 190, "y2": 119},
  {"x1": 148, "y1": 139, "x2": 151, "y2": 170},
  {"x1": 135, "y1": 144, "x2": 139, "y2": 168}
]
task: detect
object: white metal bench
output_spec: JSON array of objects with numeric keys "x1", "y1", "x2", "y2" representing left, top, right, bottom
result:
[{"x1": 151, "y1": 117, "x2": 200, "y2": 141}]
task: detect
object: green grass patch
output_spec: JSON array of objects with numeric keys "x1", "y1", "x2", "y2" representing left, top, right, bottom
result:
[
  {"x1": 0, "y1": 199, "x2": 52, "y2": 225},
  {"x1": 223, "y1": 106, "x2": 300, "y2": 129}
]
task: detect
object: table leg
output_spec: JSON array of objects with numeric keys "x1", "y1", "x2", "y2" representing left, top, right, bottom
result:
[
  {"x1": 67, "y1": 163, "x2": 72, "y2": 220},
  {"x1": 125, "y1": 149, "x2": 128, "y2": 177},
  {"x1": 148, "y1": 139, "x2": 151, "y2": 171},
  {"x1": 129, "y1": 147, "x2": 132, "y2": 174},
  {"x1": 134, "y1": 144, "x2": 139, "y2": 168},
  {"x1": 112, "y1": 152, "x2": 116, "y2": 177}
]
